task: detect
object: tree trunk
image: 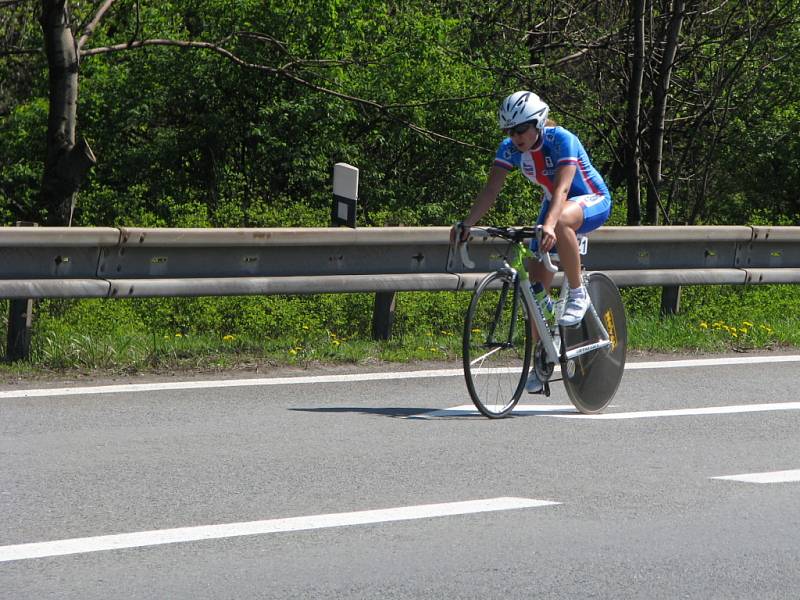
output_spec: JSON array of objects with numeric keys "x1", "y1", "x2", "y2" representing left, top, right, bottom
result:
[
  {"x1": 39, "y1": 0, "x2": 95, "y2": 225},
  {"x1": 624, "y1": 0, "x2": 646, "y2": 225},
  {"x1": 645, "y1": 0, "x2": 684, "y2": 225}
]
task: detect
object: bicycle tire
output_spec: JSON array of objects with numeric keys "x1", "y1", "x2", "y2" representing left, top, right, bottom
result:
[
  {"x1": 463, "y1": 270, "x2": 532, "y2": 418},
  {"x1": 560, "y1": 272, "x2": 627, "y2": 414}
]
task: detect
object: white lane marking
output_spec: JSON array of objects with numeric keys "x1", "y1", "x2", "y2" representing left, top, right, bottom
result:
[
  {"x1": 407, "y1": 404, "x2": 578, "y2": 419},
  {"x1": 625, "y1": 355, "x2": 800, "y2": 370},
  {"x1": 0, "y1": 497, "x2": 558, "y2": 563},
  {"x1": 548, "y1": 402, "x2": 800, "y2": 420},
  {"x1": 712, "y1": 469, "x2": 800, "y2": 484},
  {"x1": 2, "y1": 354, "x2": 799, "y2": 400}
]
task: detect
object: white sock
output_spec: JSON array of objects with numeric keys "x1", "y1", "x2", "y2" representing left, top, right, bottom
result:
[{"x1": 569, "y1": 286, "x2": 586, "y2": 299}]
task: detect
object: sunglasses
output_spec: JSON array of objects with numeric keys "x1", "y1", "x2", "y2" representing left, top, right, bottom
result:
[{"x1": 504, "y1": 121, "x2": 536, "y2": 136}]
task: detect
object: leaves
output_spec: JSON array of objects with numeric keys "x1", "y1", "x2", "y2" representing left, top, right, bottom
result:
[{"x1": 1, "y1": 1, "x2": 799, "y2": 227}]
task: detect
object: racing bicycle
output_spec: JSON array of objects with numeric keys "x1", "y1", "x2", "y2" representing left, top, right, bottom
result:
[{"x1": 450, "y1": 224, "x2": 627, "y2": 418}]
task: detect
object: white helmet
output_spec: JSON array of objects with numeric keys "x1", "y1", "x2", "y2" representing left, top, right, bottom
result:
[{"x1": 498, "y1": 91, "x2": 549, "y2": 131}]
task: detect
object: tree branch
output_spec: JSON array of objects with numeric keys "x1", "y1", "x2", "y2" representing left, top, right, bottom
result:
[
  {"x1": 77, "y1": 0, "x2": 119, "y2": 52},
  {"x1": 80, "y1": 37, "x2": 491, "y2": 151}
]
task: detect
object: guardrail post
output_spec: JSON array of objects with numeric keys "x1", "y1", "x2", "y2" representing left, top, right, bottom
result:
[
  {"x1": 332, "y1": 163, "x2": 399, "y2": 339},
  {"x1": 6, "y1": 221, "x2": 38, "y2": 362},
  {"x1": 372, "y1": 291, "x2": 396, "y2": 340},
  {"x1": 660, "y1": 285, "x2": 681, "y2": 316}
]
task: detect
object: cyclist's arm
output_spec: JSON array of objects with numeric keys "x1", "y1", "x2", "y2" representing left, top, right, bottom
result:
[{"x1": 464, "y1": 165, "x2": 509, "y2": 227}]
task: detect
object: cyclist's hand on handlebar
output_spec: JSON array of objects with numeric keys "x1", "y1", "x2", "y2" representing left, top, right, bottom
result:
[{"x1": 540, "y1": 224, "x2": 557, "y2": 252}]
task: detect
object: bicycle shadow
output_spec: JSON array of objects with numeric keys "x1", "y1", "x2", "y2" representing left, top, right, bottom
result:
[
  {"x1": 290, "y1": 403, "x2": 580, "y2": 420},
  {"x1": 289, "y1": 406, "x2": 439, "y2": 419}
]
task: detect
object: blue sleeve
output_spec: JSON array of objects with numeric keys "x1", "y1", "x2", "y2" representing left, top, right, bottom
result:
[
  {"x1": 551, "y1": 127, "x2": 580, "y2": 168},
  {"x1": 493, "y1": 138, "x2": 519, "y2": 171}
]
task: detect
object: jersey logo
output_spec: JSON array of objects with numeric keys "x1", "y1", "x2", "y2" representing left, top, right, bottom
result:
[{"x1": 545, "y1": 156, "x2": 553, "y2": 168}]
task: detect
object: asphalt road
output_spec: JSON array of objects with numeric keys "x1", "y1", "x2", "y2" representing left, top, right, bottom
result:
[{"x1": 2, "y1": 354, "x2": 799, "y2": 599}]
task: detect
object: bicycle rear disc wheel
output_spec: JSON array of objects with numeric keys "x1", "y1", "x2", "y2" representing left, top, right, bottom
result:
[
  {"x1": 560, "y1": 272, "x2": 627, "y2": 414},
  {"x1": 463, "y1": 271, "x2": 532, "y2": 418}
]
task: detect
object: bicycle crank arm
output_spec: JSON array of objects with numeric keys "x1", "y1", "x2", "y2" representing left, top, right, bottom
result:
[{"x1": 564, "y1": 339, "x2": 612, "y2": 361}]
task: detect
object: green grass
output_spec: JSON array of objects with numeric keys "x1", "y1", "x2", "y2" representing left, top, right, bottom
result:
[{"x1": 0, "y1": 284, "x2": 797, "y2": 378}]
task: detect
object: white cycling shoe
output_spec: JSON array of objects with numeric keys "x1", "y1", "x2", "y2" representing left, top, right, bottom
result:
[
  {"x1": 525, "y1": 370, "x2": 544, "y2": 394},
  {"x1": 558, "y1": 293, "x2": 590, "y2": 327}
]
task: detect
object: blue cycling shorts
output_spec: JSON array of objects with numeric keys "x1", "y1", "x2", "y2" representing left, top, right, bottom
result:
[{"x1": 529, "y1": 193, "x2": 611, "y2": 252}]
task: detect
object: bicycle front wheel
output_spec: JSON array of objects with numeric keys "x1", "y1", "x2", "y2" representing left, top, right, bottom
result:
[
  {"x1": 560, "y1": 271, "x2": 627, "y2": 414},
  {"x1": 463, "y1": 270, "x2": 532, "y2": 418}
]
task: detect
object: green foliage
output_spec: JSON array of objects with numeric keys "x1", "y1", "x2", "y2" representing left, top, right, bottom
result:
[
  {"x1": 4, "y1": 2, "x2": 799, "y2": 227},
  {"x1": 1, "y1": 282, "x2": 795, "y2": 372},
  {"x1": 1, "y1": 2, "x2": 800, "y2": 371}
]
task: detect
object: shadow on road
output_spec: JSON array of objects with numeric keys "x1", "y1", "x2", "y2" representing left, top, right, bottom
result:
[
  {"x1": 290, "y1": 404, "x2": 580, "y2": 419},
  {"x1": 289, "y1": 406, "x2": 438, "y2": 418}
]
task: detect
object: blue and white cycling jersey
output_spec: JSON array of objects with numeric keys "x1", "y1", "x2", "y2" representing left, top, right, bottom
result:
[{"x1": 494, "y1": 126, "x2": 610, "y2": 202}]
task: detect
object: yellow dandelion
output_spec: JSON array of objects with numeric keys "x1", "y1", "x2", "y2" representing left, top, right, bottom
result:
[
  {"x1": 332, "y1": 340, "x2": 340, "y2": 346},
  {"x1": 739, "y1": 328, "x2": 748, "y2": 334},
  {"x1": 223, "y1": 335, "x2": 235, "y2": 342},
  {"x1": 288, "y1": 349, "x2": 297, "y2": 355},
  {"x1": 742, "y1": 321, "x2": 754, "y2": 327},
  {"x1": 175, "y1": 333, "x2": 183, "y2": 338},
  {"x1": 730, "y1": 331, "x2": 738, "y2": 338},
  {"x1": 699, "y1": 322, "x2": 708, "y2": 329}
]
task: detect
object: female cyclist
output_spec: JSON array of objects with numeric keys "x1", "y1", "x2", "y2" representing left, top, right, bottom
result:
[{"x1": 453, "y1": 90, "x2": 612, "y2": 393}]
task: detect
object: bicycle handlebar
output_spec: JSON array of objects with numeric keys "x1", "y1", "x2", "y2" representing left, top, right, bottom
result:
[{"x1": 449, "y1": 224, "x2": 558, "y2": 273}]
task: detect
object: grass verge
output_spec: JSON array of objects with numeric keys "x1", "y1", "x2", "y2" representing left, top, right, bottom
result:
[{"x1": 0, "y1": 284, "x2": 797, "y2": 379}]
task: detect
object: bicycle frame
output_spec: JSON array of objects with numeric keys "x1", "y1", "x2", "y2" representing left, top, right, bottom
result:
[
  {"x1": 456, "y1": 224, "x2": 627, "y2": 416},
  {"x1": 495, "y1": 233, "x2": 614, "y2": 368}
]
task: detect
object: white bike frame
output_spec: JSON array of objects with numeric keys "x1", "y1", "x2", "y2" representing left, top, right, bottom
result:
[{"x1": 458, "y1": 225, "x2": 612, "y2": 368}]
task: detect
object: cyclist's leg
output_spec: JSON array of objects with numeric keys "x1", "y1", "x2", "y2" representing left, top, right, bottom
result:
[
  {"x1": 558, "y1": 194, "x2": 611, "y2": 326},
  {"x1": 553, "y1": 202, "x2": 585, "y2": 290},
  {"x1": 525, "y1": 203, "x2": 557, "y2": 343},
  {"x1": 523, "y1": 206, "x2": 557, "y2": 393}
]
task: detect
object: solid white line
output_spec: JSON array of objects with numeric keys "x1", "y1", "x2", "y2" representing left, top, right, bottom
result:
[
  {"x1": 0, "y1": 369, "x2": 466, "y2": 399},
  {"x1": 712, "y1": 469, "x2": 800, "y2": 483},
  {"x1": 2, "y1": 354, "x2": 799, "y2": 400},
  {"x1": 0, "y1": 497, "x2": 558, "y2": 563},
  {"x1": 548, "y1": 402, "x2": 800, "y2": 420},
  {"x1": 624, "y1": 355, "x2": 800, "y2": 370}
]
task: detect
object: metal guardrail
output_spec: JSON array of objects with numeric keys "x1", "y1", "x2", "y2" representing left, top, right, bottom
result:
[
  {"x1": 0, "y1": 225, "x2": 798, "y2": 300},
  {"x1": 1, "y1": 225, "x2": 798, "y2": 359}
]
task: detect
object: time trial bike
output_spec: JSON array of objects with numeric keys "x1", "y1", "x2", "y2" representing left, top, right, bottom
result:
[{"x1": 450, "y1": 224, "x2": 627, "y2": 418}]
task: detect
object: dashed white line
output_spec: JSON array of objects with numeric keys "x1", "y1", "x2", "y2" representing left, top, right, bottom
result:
[
  {"x1": 0, "y1": 497, "x2": 559, "y2": 563},
  {"x1": 712, "y1": 469, "x2": 800, "y2": 484}
]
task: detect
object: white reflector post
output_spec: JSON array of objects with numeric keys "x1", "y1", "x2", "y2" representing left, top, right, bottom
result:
[{"x1": 332, "y1": 163, "x2": 359, "y2": 228}]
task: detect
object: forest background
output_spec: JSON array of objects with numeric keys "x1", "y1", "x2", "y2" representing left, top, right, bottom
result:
[{"x1": 1, "y1": 0, "x2": 799, "y2": 372}]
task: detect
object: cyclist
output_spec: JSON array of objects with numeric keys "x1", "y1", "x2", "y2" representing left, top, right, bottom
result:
[{"x1": 453, "y1": 90, "x2": 612, "y2": 393}]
